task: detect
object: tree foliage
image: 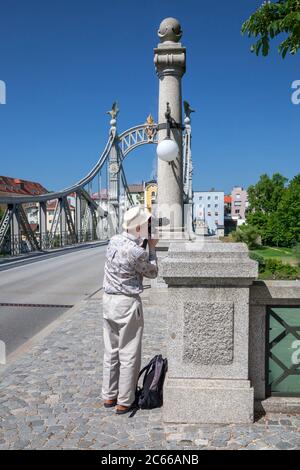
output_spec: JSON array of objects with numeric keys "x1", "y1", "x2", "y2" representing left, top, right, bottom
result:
[
  {"x1": 247, "y1": 173, "x2": 300, "y2": 247},
  {"x1": 275, "y1": 174, "x2": 300, "y2": 245},
  {"x1": 242, "y1": 0, "x2": 300, "y2": 58}
]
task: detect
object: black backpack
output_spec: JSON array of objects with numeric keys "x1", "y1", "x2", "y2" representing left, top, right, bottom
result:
[{"x1": 130, "y1": 354, "x2": 168, "y2": 417}]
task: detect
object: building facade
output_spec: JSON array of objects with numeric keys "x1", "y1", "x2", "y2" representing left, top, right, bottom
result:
[
  {"x1": 128, "y1": 183, "x2": 145, "y2": 206},
  {"x1": 0, "y1": 175, "x2": 49, "y2": 233},
  {"x1": 193, "y1": 190, "x2": 224, "y2": 235},
  {"x1": 144, "y1": 180, "x2": 158, "y2": 212},
  {"x1": 231, "y1": 186, "x2": 248, "y2": 224},
  {"x1": 0, "y1": 175, "x2": 48, "y2": 214},
  {"x1": 127, "y1": 181, "x2": 158, "y2": 212}
]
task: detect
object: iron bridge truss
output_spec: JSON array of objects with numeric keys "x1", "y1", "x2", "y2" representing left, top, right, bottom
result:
[{"x1": 0, "y1": 107, "x2": 193, "y2": 255}]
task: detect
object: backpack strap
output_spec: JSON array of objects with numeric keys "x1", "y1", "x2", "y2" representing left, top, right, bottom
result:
[
  {"x1": 133, "y1": 355, "x2": 158, "y2": 403},
  {"x1": 129, "y1": 405, "x2": 139, "y2": 418},
  {"x1": 137, "y1": 355, "x2": 158, "y2": 383},
  {"x1": 130, "y1": 356, "x2": 158, "y2": 418}
]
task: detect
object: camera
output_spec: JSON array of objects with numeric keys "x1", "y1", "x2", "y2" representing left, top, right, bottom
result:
[
  {"x1": 142, "y1": 216, "x2": 170, "y2": 248},
  {"x1": 148, "y1": 216, "x2": 170, "y2": 238}
]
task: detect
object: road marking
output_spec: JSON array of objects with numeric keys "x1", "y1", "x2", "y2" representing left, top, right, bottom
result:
[
  {"x1": 0, "y1": 302, "x2": 73, "y2": 308},
  {"x1": 0, "y1": 300, "x2": 85, "y2": 373}
]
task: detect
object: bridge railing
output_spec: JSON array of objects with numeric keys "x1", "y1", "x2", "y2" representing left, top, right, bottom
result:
[{"x1": 0, "y1": 230, "x2": 109, "y2": 256}]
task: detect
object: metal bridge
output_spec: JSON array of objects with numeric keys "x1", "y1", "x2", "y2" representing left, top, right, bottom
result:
[{"x1": 0, "y1": 103, "x2": 193, "y2": 256}]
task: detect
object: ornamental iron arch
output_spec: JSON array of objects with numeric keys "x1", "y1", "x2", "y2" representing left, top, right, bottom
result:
[{"x1": 0, "y1": 104, "x2": 193, "y2": 255}]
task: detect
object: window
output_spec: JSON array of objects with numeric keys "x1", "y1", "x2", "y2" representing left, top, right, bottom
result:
[
  {"x1": 215, "y1": 220, "x2": 218, "y2": 225},
  {"x1": 199, "y1": 196, "x2": 202, "y2": 201},
  {"x1": 236, "y1": 194, "x2": 241, "y2": 199},
  {"x1": 207, "y1": 196, "x2": 211, "y2": 200},
  {"x1": 208, "y1": 204, "x2": 211, "y2": 208},
  {"x1": 215, "y1": 195, "x2": 218, "y2": 200},
  {"x1": 151, "y1": 191, "x2": 156, "y2": 197},
  {"x1": 235, "y1": 209, "x2": 240, "y2": 214},
  {"x1": 215, "y1": 212, "x2": 218, "y2": 216},
  {"x1": 215, "y1": 204, "x2": 218, "y2": 208},
  {"x1": 234, "y1": 201, "x2": 241, "y2": 207},
  {"x1": 208, "y1": 212, "x2": 211, "y2": 216}
]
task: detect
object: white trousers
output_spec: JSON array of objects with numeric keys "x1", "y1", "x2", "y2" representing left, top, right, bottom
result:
[{"x1": 102, "y1": 292, "x2": 144, "y2": 407}]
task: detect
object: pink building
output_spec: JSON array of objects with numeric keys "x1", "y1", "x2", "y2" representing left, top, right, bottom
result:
[{"x1": 231, "y1": 186, "x2": 248, "y2": 221}]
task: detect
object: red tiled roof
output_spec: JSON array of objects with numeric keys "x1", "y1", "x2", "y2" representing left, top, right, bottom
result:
[
  {"x1": 46, "y1": 200, "x2": 75, "y2": 210},
  {"x1": 0, "y1": 175, "x2": 48, "y2": 196},
  {"x1": 224, "y1": 195, "x2": 232, "y2": 203},
  {"x1": 47, "y1": 200, "x2": 57, "y2": 210},
  {"x1": 128, "y1": 184, "x2": 144, "y2": 193}
]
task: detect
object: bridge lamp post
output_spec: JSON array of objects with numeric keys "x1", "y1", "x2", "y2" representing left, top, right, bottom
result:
[{"x1": 156, "y1": 103, "x2": 179, "y2": 163}]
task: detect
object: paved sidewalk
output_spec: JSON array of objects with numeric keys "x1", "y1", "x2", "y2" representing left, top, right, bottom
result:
[{"x1": 0, "y1": 291, "x2": 300, "y2": 450}]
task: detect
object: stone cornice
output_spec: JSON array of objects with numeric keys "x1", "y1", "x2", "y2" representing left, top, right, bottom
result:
[{"x1": 154, "y1": 44, "x2": 186, "y2": 78}]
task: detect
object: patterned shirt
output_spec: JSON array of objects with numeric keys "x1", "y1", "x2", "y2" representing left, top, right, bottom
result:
[{"x1": 103, "y1": 231, "x2": 158, "y2": 295}]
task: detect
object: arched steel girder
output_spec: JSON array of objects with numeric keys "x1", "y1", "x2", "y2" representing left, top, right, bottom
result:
[
  {"x1": 0, "y1": 119, "x2": 192, "y2": 253},
  {"x1": 0, "y1": 124, "x2": 158, "y2": 206},
  {"x1": 118, "y1": 124, "x2": 158, "y2": 159},
  {"x1": 0, "y1": 123, "x2": 159, "y2": 253},
  {"x1": 0, "y1": 130, "x2": 115, "y2": 205}
]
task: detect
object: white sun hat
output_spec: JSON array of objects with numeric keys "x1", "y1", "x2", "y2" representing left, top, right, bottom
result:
[{"x1": 122, "y1": 206, "x2": 151, "y2": 230}]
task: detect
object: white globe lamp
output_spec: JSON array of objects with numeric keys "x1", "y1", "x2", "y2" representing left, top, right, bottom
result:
[{"x1": 156, "y1": 137, "x2": 179, "y2": 163}]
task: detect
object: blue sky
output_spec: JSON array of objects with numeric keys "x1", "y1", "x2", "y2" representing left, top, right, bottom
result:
[{"x1": 0, "y1": 0, "x2": 299, "y2": 194}]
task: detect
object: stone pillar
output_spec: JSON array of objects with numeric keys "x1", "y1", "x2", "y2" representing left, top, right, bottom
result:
[
  {"x1": 75, "y1": 193, "x2": 82, "y2": 241},
  {"x1": 161, "y1": 240, "x2": 258, "y2": 424},
  {"x1": 10, "y1": 205, "x2": 20, "y2": 256},
  {"x1": 108, "y1": 142, "x2": 119, "y2": 204},
  {"x1": 154, "y1": 18, "x2": 186, "y2": 234},
  {"x1": 108, "y1": 140, "x2": 120, "y2": 233},
  {"x1": 59, "y1": 198, "x2": 67, "y2": 246},
  {"x1": 39, "y1": 201, "x2": 47, "y2": 249}
]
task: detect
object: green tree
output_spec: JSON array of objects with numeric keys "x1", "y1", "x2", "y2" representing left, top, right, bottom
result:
[
  {"x1": 247, "y1": 173, "x2": 287, "y2": 244},
  {"x1": 247, "y1": 173, "x2": 287, "y2": 213},
  {"x1": 265, "y1": 212, "x2": 286, "y2": 246},
  {"x1": 242, "y1": 0, "x2": 300, "y2": 58},
  {"x1": 275, "y1": 174, "x2": 300, "y2": 246}
]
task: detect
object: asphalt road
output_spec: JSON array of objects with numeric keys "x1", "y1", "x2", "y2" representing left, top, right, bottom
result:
[{"x1": 0, "y1": 243, "x2": 107, "y2": 356}]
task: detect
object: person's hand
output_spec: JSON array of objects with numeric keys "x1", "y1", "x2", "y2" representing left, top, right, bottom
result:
[{"x1": 148, "y1": 238, "x2": 159, "y2": 249}]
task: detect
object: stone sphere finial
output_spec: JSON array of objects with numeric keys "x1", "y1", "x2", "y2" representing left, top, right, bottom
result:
[{"x1": 158, "y1": 17, "x2": 182, "y2": 43}]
